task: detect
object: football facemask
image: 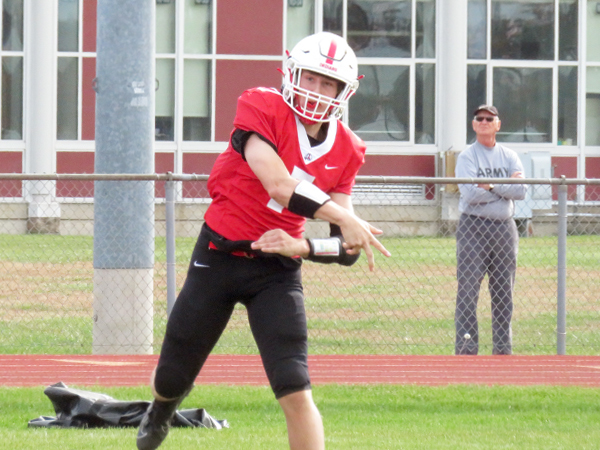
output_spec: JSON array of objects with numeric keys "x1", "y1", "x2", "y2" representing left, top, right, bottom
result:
[{"x1": 282, "y1": 32, "x2": 360, "y2": 123}]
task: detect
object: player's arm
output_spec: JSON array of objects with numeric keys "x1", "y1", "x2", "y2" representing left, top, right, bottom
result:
[
  {"x1": 250, "y1": 194, "x2": 359, "y2": 266},
  {"x1": 245, "y1": 134, "x2": 390, "y2": 270},
  {"x1": 243, "y1": 133, "x2": 301, "y2": 206}
]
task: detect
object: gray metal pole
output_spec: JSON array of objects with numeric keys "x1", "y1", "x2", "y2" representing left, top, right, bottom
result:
[
  {"x1": 165, "y1": 177, "x2": 176, "y2": 317},
  {"x1": 557, "y1": 183, "x2": 568, "y2": 355},
  {"x1": 93, "y1": 0, "x2": 156, "y2": 354}
]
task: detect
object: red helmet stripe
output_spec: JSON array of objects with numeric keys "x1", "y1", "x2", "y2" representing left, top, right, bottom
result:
[{"x1": 325, "y1": 40, "x2": 338, "y2": 65}]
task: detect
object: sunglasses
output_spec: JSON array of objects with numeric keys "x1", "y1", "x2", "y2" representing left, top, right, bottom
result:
[{"x1": 474, "y1": 116, "x2": 496, "y2": 122}]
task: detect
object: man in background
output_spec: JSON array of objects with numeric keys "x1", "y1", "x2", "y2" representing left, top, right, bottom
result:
[{"x1": 454, "y1": 105, "x2": 527, "y2": 355}]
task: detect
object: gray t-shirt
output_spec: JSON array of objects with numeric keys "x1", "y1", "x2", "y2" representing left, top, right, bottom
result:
[{"x1": 456, "y1": 141, "x2": 527, "y2": 220}]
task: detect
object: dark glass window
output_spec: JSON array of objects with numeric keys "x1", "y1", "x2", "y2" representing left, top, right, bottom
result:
[
  {"x1": 1, "y1": 56, "x2": 23, "y2": 139},
  {"x1": 468, "y1": 0, "x2": 487, "y2": 59},
  {"x1": 491, "y1": 0, "x2": 555, "y2": 60},
  {"x1": 493, "y1": 67, "x2": 552, "y2": 143},
  {"x1": 558, "y1": 0, "x2": 578, "y2": 61},
  {"x1": 349, "y1": 65, "x2": 410, "y2": 141},
  {"x1": 58, "y1": 0, "x2": 79, "y2": 52},
  {"x1": 2, "y1": 0, "x2": 23, "y2": 51},
  {"x1": 558, "y1": 66, "x2": 577, "y2": 145},
  {"x1": 467, "y1": 65, "x2": 487, "y2": 144}
]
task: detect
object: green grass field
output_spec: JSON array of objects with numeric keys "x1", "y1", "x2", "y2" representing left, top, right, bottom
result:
[
  {"x1": 1, "y1": 384, "x2": 599, "y2": 449},
  {"x1": 1, "y1": 234, "x2": 600, "y2": 355},
  {"x1": 2, "y1": 235, "x2": 600, "y2": 448}
]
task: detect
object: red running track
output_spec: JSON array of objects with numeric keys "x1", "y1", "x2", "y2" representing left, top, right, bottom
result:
[{"x1": 1, "y1": 355, "x2": 599, "y2": 388}]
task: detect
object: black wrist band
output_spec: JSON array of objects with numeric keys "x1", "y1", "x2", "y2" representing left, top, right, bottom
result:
[{"x1": 287, "y1": 180, "x2": 331, "y2": 219}]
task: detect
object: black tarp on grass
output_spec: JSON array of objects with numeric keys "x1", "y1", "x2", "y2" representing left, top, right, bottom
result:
[{"x1": 28, "y1": 382, "x2": 228, "y2": 429}]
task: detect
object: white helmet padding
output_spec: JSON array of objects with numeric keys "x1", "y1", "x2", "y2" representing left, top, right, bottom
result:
[{"x1": 282, "y1": 32, "x2": 360, "y2": 123}]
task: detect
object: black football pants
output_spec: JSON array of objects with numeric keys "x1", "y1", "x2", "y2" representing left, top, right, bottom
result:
[{"x1": 154, "y1": 228, "x2": 310, "y2": 399}]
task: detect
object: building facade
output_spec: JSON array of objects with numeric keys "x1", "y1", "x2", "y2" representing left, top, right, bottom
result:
[{"x1": 1, "y1": 0, "x2": 599, "y2": 193}]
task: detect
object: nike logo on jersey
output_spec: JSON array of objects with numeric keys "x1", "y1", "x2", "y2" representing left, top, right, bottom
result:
[
  {"x1": 325, "y1": 165, "x2": 338, "y2": 170},
  {"x1": 193, "y1": 261, "x2": 210, "y2": 268}
]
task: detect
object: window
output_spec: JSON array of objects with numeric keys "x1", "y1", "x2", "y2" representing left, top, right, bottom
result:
[
  {"x1": 183, "y1": 59, "x2": 211, "y2": 141},
  {"x1": 155, "y1": 58, "x2": 175, "y2": 141},
  {"x1": 586, "y1": 0, "x2": 600, "y2": 146},
  {"x1": 295, "y1": 0, "x2": 438, "y2": 144},
  {"x1": 155, "y1": 0, "x2": 213, "y2": 142},
  {"x1": 467, "y1": 0, "x2": 579, "y2": 145},
  {"x1": 491, "y1": 0, "x2": 555, "y2": 61},
  {"x1": 286, "y1": 0, "x2": 315, "y2": 50},
  {"x1": 586, "y1": 67, "x2": 600, "y2": 146},
  {"x1": 586, "y1": 0, "x2": 600, "y2": 62},
  {"x1": 181, "y1": 0, "x2": 212, "y2": 142},
  {"x1": 559, "y1": 0, "x2": 578, "y2": 61},
  {"x1": 1, "y1": 0, "x2": 24, "y2": 140},
  {"x1": 467, "y1": 64, "x2": 486, "y2": 143},
  {"x1": 468, "y1": 0, "x2": 486, "y2": 60},
  {"x1": 155, "y1": 0, "x2": 175, "y2": 141},
  {"x1": 350, "y1": 65, "x2": 410, "y2": 141},
  {"x1": 57, "y1": 56, "x2": 78, "y2": 140},
  {"x1": 54, "y1": 0, "x2": 214, "y2": 143},
  {"x1": 558, "y1": 65, "x2": 577, "y2": 145},
  {"x1": 56, "y1": 0, "x2": 82, "y2": 141},
  {"x1": 493, "y1": 67, "x2": 552, "y2": 142}
]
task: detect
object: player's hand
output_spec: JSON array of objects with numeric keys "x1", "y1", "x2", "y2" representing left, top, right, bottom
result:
[
  {"x1": 511, "y1": 171, "x2": 524, "y2": 178},
  {"x1": 251, "y1": 229, "x2": 309, "y2": 258},
  {"x1": 338, "y1": 214, "x2": 390, "y2": 272}
]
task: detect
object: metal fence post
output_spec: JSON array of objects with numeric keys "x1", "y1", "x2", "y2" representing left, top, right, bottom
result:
[
  {"x1": 93, "y1": 0, "x2": 155, "y2": 354},
  {"x1": 557, "y1": 182, "x2": 568, "y2": 355},
  {"x1": 165, "y1": 176, "x2": 176, "y2": 317}
]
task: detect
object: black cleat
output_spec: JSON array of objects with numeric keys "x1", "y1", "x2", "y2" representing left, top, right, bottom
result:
[
  {"x1": 136, "y1": 388, "x2": 192, "y2": 450},
  {"x1": 136, "y1": 401, "x2": 174, "y2": 450}
]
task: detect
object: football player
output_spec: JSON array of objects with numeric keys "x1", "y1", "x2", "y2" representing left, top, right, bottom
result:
[{"x1": 137, "y1": 32, "x2": 391, "y2": 450}]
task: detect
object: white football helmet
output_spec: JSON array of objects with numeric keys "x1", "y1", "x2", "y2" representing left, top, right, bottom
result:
[{"x1": 282, "y1": 32, "x2": 360, "y2": 123}]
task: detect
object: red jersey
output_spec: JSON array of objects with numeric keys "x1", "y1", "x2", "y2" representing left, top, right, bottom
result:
[{"x1": 204, "y1": 87, "x2": 366, "y2": 241}]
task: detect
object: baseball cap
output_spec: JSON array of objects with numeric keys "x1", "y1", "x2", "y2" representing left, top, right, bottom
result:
[{"x1": 473, "y1": 105, "x2": 499, "y2": 116}]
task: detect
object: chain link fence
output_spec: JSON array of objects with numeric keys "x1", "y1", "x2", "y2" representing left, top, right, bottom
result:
[{"x1": 1, "y1": 174, "x2": 599, "y2": 356}]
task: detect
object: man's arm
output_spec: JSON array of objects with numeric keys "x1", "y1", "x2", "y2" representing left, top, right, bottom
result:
[
  {"x1": 488, "y1": 154, "x2": 527, "y2": 200},
  {"x1": 456, "y1": 150, "x2": 498, "y2": 205},
  {"x1": 244, "y1": 134, "x2": 390, "y2": 270}
]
